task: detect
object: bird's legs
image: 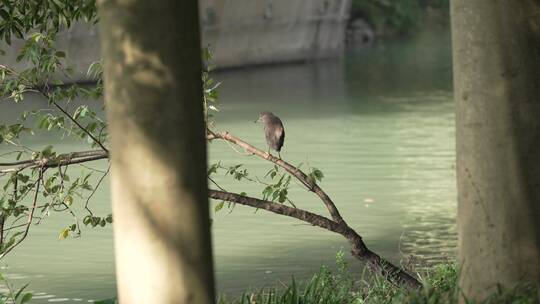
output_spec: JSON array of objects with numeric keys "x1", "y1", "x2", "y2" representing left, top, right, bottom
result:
[{"x1": 266, "y1": 147, "x2": 281, "y2": 159}]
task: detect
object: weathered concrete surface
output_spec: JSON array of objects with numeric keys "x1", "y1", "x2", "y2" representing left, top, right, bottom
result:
[
  {"x1": 1, "y1": 0, "x2": 351, "y2": 82},
  {"x1": 200, "y1": 0, "x2": 351, "y2": 67}
]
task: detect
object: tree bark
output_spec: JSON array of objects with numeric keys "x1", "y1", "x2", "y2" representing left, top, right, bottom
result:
[
  {"x1": 208, "y1": 189, "x2": 421, "y2": 289},
  {"x1": 97, "y1": 1, "x2": 215, "y2": 303},
  {"x1": 451, "y1": 0, "x2": 540, "y2": 301}
]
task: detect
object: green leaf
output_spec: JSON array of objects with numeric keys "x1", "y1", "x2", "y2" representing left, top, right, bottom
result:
[
  {"x1": 55, "y1": 51, "x2": 66, "y2": 58},
  {"x1": 16, "y1": 173, "x2": 29, "y2": 183},
  {"x1": 20, "y1": 293, "x2": 33, "y2": 304},
  {"x1": 29, "y1": 32, "x2": 42, "y2": 43},
  {"x1": 0, "y1": 9, "x2": 9, "y2": 21},
  {"x1": 313, "y1": 169, "x2": 324, "y2": 181},
  {"x1": 58, "y1": 228, "x2": 69, "y2": 239},
  {"x1": 5, "y1": 32, "x2": 11, "y2": 45},
  {"x1": 13, "y1": 26, "x2": 23, "y2": 39},
  {"x1": 81, "y1": 182, "x2": 93, "y2": 191},
  {"x1": 272, "y1": 190, "x2": 279, "y2": 201},
  {"x1": 214, "y1": 201, "x2": 224, "y2": 212},
  {"x1": 91, "y1": 216, "x2": 100, "y2": 227},
  {"x1": 207, "y1": 163, "x2": 219, "y2": 175},
  {"x1": 41, "y1": 145, "x2": 55, "y2": 157},
  {"x1": 278, "y1": 189, "x2": 288, "y2": 203},
  {"x1": 14, "y1": 283, "x2": 29, "y2": 300},
  {"x1": 262, "y1": 185, "x2": 273, "y2": 199}
]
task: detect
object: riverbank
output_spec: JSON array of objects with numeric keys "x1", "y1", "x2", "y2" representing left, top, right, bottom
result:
[
  {"x1": 222, "y1": 263, "x2": 538, "y2": 304},
  {"x1": 91, "y1": 260, "x2": 539, "y2": 304}
]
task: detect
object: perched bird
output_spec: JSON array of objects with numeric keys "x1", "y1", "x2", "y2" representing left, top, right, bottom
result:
[{"x1": 255, "y1": 111, "x2": 285, "y2": 158}]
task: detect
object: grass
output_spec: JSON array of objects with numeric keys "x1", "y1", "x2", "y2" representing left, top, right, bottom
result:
[
  {"x1": 218, "y1": 252, "x2": 540, "y2": 304},
  {"x1": 64, "y1": 251, "x2": 540, "y2": 304}
]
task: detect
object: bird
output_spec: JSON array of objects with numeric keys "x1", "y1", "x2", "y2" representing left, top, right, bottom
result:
[{"x1": 255, "y1": 111, "x2": 285, "y2": 158}]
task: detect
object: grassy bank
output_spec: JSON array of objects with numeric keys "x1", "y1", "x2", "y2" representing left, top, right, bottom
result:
[
  {"x1": 217, "y1": 253, "x2": 539, "y2": 304},
  {"x1": 9, "y1": 253, "x2": 538, "y2": 303}
]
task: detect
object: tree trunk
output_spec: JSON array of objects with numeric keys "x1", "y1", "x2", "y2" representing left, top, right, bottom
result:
[
  {"x1": 451, "y1": 0, "x2": 540, "y2": 301},
  {"x1": 97, "y1": 1, "x2": 215, "y2": 303}
]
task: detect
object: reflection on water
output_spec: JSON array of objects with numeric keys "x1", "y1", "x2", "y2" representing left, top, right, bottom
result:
[{"x1": 0, "y1": 29, "x2": 454, "y2": 301}]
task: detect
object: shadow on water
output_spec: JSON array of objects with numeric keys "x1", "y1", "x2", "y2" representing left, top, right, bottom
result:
[{"x1": 0, "y1": 28, "x2": 456, "y2": 302}]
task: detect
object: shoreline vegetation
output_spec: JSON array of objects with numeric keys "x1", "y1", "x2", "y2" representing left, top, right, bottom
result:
[
  {"x1": 347, "y1": 0, "x2": 449, "y2": 44},
  {"x1": 216, "y1": 251, "x2": 539, "y2": 304},
  {"x1": 3, "y1": 258, "x2": 539, "y2": 304},
  {"x1": 88, "y1": 253, "x2": 539, "y2": 304}
]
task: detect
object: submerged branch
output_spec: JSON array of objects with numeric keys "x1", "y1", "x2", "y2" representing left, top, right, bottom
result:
[{"x1": 209, "y1": 189, "x2": 421, "y2": 289}]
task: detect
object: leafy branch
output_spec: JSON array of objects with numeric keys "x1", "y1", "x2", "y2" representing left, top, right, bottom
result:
[
  {"x1": 0, "y1": 130, "x2": 422, "y2": 289},
  {"x1": 0, "y1": 1, "x2": 421, "y2": 290},
  {"x1": 207, "y1": 131, "x2": 421, "y2": 289}
]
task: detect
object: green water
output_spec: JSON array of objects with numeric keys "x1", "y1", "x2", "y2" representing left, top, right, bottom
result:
[{"x1": 0, "y1": 29, "x2": 455, "y2": 302}]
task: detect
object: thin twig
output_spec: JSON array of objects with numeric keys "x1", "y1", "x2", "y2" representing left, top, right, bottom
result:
[
  {"x1": 84, "y1": 164, "x2": 110, "y2": 215},
  {"x1": 37, "y1": 88, "x2": 109, "y2": 153},
  {"x1": 209, "y1": 131, "x2": 345, "y2": 225},
  {"x1": 0, "y1": 168, "x2": 43, "y2": 260},
  {"x1": 208, "y1": 176, "x2": 228, "y2": 192}
]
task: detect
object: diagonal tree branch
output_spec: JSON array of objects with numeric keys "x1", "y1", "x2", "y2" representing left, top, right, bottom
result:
[
  {"x1": 208, "y1": 130, "x2": 346, "y2": 225},
  {"x1": 0, "y1": 131, "x2": 422, "y2": 288},
  {"x1": 209, "y1": 189, "x2": 421, "y2": 289},
  {"x1": 209, "y1": 190, "x2": 349, "y2": 235}
]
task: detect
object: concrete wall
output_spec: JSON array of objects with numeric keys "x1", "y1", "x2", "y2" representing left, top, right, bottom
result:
[
  {"x1": 1, "y1": 0, "x2": 351, "y2": 81},
  {"x1": 200, "y1": 0, "x2": 351, "y2": 67}
]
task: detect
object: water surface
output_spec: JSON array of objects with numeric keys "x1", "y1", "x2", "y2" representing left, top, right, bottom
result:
[{"x1": 0, "y1": 29, "x2": 455, "y2": 302}]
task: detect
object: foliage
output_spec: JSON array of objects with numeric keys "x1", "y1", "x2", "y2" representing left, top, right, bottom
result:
[
  {"x1": 0, "y1": 0, "x2": 97, "y2": 46},
  {"x1": 202, "y1": 46, "x2": 221, "y2": 128},
  {"x1": 0, "y1": 273, "x2": 32, "y2": 304},
  {"x1": 218, "y1": 259, "x2": 540, "y2": 304},
  {"x1": 0, "y1": 0, "x2": 308, "y2": 260},
  {"x1": 351, "y1": 0, "x2": 449, "y2": 35},
  {"x1": 0, "y1": 1, "x2": 108, "y2": 258}
]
